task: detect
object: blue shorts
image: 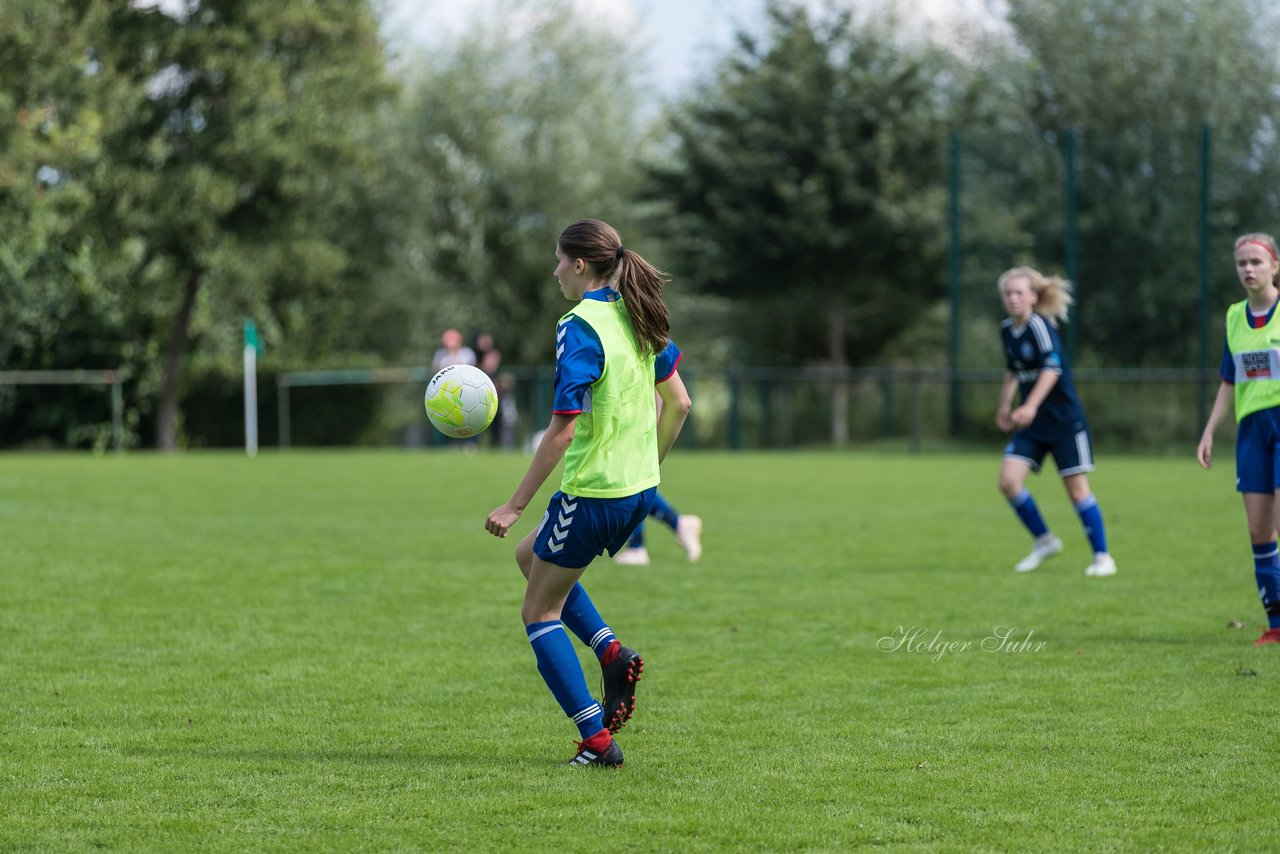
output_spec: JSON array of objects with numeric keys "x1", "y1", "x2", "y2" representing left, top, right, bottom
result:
[
  {"x1": 532, "y1": 487, "x2": 658, "y2": 569},
  {"x1": 1236, "y1": 407, "x2": 1280, "y2": 494},
  {"x1": 1004, "y1": 425, "x2": 1094, "y2": 476}
]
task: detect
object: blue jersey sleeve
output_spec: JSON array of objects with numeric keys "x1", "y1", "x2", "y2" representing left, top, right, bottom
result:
[
  {"x1": 1031, "y1": 317, "x2": 1064, "y2": 374},
  {"x1": 655, "y1": 340, "x2": 682, "y2": 383},
  {"x1": 1221, "y1": 339, "x2": 1235, "y2": 384},
  {"x1": 552, "y1": 316, "x2": 604, "y2": 414}
]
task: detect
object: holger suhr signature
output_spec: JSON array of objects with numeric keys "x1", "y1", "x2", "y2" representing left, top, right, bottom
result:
[{"x1": 877, "y1": 626, "x2": 1047, "y2": 663}]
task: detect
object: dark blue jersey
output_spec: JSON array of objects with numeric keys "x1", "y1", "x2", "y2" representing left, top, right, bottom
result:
[{"x1": 1001, "y1": 313, "x2": 1087, "y2": 439}]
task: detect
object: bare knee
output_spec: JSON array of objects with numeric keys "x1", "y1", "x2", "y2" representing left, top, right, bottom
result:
[
  {"x1": 520, "y1": 603, "x2": 561, "y2": 626},
  {"x1": 1249, "y1": 521, "x2": 1278, "y2": 544},
  {"x1": 997, "y1": 473, "x2": 1022, "y2": 499},
  {"x1": 1242, "y1": 495, "x2": 1278, "y2": 544},
  {"x1": 1063, "y1": 475, "x2": 1091, "y2": 504}
]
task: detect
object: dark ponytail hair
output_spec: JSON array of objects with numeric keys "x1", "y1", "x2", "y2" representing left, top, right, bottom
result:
[{"x1": 557, "y1": 219, "x2": 670, "y2": 356}]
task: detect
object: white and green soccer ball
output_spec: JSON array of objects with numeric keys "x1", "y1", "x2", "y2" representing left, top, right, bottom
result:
[{"x1": 424, "y1": 364, "x2": 498, "y2": 439}]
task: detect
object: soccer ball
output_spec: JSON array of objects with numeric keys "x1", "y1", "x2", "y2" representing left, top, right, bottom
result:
[{"x1": 424, "y1": 364, "x2": 498, "y2": 438}]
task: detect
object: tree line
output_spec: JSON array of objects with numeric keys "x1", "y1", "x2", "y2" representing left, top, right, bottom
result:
[{"x1": 3, "y1": 0, "x2": 1279, "y2": 449}]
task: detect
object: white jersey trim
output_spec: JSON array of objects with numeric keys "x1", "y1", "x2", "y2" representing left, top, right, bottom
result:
[{"x1": 1029, "y1": 314, "x2": 1054, "y2": 354}]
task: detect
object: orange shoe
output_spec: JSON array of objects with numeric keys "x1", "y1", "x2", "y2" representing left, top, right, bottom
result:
[{"x1": 1254, "y1": 628, "x2": 1280, "y2": 647}]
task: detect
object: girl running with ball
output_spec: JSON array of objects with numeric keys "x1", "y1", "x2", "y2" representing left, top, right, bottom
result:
[{"x1": 485, "y1": 219, "x2": 690, "y2": 767}]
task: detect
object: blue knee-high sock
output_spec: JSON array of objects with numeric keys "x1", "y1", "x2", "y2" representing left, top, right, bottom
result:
[
  {"x1": 626, "y1": 521, "x2": 646, "y2": 549},
  {"x1": 649, "y1": 491, "x2": 679, "y2": 531},
  {"x1": 1253, "y1": 542, "x2": 1280, "y2": 629},
  {"x1": 560, "y1": 583, "x2": 617, "y2": 660},
  {"x1": 526, "y1": 621, "x2": 605, "y2": 738},
  {"x1": 1009, "y1": 488, "x2": 1049, "y2": 538},
  {"x1": 1074, "y1": 494, "x2": 1108, "y2": 554}
]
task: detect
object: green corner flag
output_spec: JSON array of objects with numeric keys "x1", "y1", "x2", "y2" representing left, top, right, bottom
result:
[{"x1": 244, "y1": 318, "x2": 265, "y2": 355}]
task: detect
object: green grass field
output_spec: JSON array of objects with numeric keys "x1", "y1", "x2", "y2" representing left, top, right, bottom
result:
[{"x1": 0, "y1": 449, "x2": 1273, "y2": 851}]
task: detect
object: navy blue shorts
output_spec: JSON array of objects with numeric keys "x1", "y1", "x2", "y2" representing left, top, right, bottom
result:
[
  {"x1": 532, "y1": 487, "x2": 658, "y2": 569},
  {"x1": 1004, "y1": 425, "x2": 1094, "y2": 476},
  {"x1": 1236, "y1": 407, "x2": 1280, "y2": 494}
]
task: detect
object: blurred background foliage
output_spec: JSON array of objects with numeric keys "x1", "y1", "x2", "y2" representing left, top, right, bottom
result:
[{"x1": 3, "y1": 0, "x2": 1280, "y2": 449}]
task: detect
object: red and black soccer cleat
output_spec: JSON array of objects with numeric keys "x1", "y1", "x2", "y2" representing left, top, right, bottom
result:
[
  {"x1": 569, "y1": 731, "x2": 623, "y2": 768},
  {"x1": 600, "y1": 644, "x2": 644, "y2": 734}
]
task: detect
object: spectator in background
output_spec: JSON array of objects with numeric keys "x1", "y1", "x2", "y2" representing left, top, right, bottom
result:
[
  {"x1": 430, "y1": 328, "x2": 478, "y2": 449},
  {"x1": 473, "y1": 330, "x2": 502, "y2": 377},
  {"x1": 495, "y1": 372, "x2": 518, "y2": 450},
  {"x1": 432, "y1": 328, "x2": 476, "y2": 373},
  {"x1": 471, "y1": 331, "x2": 509, "y2": 447}
]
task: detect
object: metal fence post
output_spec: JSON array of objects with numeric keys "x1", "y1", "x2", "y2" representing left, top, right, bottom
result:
[
  {"x1": 728, "y1": 364, "x2": 742, "y2": 451},
  {"x1": 910, "y1": 373, "x2": 923, "y2": 454},
  {"x1": 110, "y1": 371, "x2": 124, "y2": 452},
  {"x1": 277, "y1": 377, "x2": 291, "y2": 450},
  {"x1": 1064, "y1": 128, "x2": 1079, "y2": 361},
  {"x1": 1197, "y1": 123, "x2": 1212, "y2": 426},
  {"x1": 758, "y1": 370, "x2": 773, "y2": 450},
  {"x1": 948, "y1": 131, "x2": 963, "y2": 437}
]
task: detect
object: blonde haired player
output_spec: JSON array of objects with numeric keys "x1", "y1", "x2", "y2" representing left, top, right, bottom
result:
[{"x1": 994, "y1": 267, "x2": 1116, "y2": 577}]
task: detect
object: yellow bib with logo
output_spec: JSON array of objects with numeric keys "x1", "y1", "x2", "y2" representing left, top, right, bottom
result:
[{"x1": 1226, "y1": 299, "x2": 1280, "y2": 422}]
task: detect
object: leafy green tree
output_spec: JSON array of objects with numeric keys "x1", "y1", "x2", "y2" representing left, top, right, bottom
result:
[
  {"x1": 0, "y1": 2, "x2": 146, "y2": 448},
  {"x1": 376, "y1": 0, "x2": 655, "y2": 366},
  {"x1": 648, "y1": 1, "x2": 954, "y2": 373},
  {"x1": 966, "y1": 0, "x2": 1280, "y2": 366},
  {"x1": 85, "y1": 0, "x2": 393, "y2": 448},
  {"x1": 1, "y1": 0, "x2": 394, "y2": 449}
]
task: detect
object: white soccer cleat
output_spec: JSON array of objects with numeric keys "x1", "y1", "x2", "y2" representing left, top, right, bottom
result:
[
  {"x1": 613, "y1": 547, "x2": 650, "y2": 566},
  {"x1": 1015, "y1": 534, "x2": 1063, "y2": 573},
  {"x1": 675, "y1": 514, "x2": 703, "y2": 562},
  {"x1": 1085, "y1": 553, "x2": 1117, "y2": 577}
]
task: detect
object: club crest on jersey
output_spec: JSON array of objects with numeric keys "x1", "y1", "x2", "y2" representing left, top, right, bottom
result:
[{"x1": 1021, "y1": 341, "x2": 1034, "y2": 360}]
